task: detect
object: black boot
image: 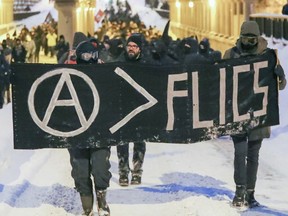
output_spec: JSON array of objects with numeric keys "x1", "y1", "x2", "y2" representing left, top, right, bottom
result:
[
  {"x1": 131, "y1": 174, "x2": 141, "y2": 185},
  {"x1": 119, "y1": 174, "x2": 129, "y2": 186},
  {"x1": 96, "y1": 189, "x2": 110, "y2": 216},
  {"x1": 80, "y1": 195, "x2": 93, "y2": 216},
  {"x1": 246, "y1": 189, "x2": 260, "y2": 208},
  {"x1": 232, "y1": 185, "x2": 247, "y2": 207}
]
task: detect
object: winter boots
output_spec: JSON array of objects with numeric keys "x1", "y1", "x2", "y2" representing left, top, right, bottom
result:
[
  {"x1": 80, "y1": 195, "x2": 93, "y2": 216},
  {"x1": 119, "y1": 174, "x2": 129, "y2": 187},
  {"x1": 80, "y1": 190, "x2": 110, "y2": 216},
  {"x1": 96, "y1": 190, "x2": 110, "y2": 216},
  {"x1": 232, "y1": 185, "x2": 247, "y2": 207},
  {"x1": 119, "y1": 173, "x2": 142, "y2": 186},
  {"x1": 246, "y1": 189, "x2": 260, "y2": 208},
  {"x1": 232, "y1": 186, "x2": 260, "y2": 208},
  {"x1": 131, "y1": 174, "x2": 141, "y2": 185}
]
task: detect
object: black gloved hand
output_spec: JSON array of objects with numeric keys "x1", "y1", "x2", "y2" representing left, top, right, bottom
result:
[
  {"x1": 274, "y1": 65, "x2": 286, "y2": 90},
  {"x1": 274, "y1": 64, "x2": 285, "y2": 77}
]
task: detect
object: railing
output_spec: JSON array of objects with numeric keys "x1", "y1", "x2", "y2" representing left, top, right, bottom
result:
[
  {"x1": 250, "y1": 13, "x2": 288, "y2": 45},
  {"x1": 0, "y1": 23, "x2": 23, "y2": 37}
]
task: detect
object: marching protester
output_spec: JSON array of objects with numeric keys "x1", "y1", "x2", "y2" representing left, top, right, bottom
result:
[
  {"x1": 46, "y1": 28, "x2": 57, "y2": 58},
  {"x1": 148, "y1": 38, "x2": 178, "y2": 65},
  {"x1": 55, "y1": 34, "x2": 70, "y2": 63},
  {"x1": 0, "y1": 40, "x2": 12, "y2": 104},
  {"x1": 114, "y1": 34, "x2": 148, "y2": 186},
  {"x1": 223, "y1": 20, "x2": 286, "y2": 208},
  {"x1": 11, "y1": 38, "x2": 27, "y2": 63},
  {"x1": 58, "y1": 31, "x2": 88, "y2": 64},
  {"x1": 66, "y1": 36, "x2": 111, "y2": 216},
  {"x1": 0, "y1": 45, "x2": 10, "y2": 109},
  {"x1": 100, "y1": 38, "x2": 125, "y2": 63},
  {"x1": 1, "y1": 39, "x2": 12, "y2": 64},
  {"x1": 23, "y1": 33, "x2": 36, "y2": 63}
]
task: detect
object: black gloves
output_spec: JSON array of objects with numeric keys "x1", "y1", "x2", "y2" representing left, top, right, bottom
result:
[{"x1": 274, "y1": 64, "x2": 286, "y2": 90}]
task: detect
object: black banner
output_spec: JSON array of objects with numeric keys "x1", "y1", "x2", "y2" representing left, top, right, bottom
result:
[{"x1": 11, "y1": 49, "x2": 279, "y2": 149}]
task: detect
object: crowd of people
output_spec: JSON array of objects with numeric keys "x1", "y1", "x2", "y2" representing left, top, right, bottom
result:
[{"x1": 0, "y1": 9, "x2": 286, "y2": 216}]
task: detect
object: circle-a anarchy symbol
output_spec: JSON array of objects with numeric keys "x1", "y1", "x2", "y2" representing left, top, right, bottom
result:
[{"x1": 28, "y1": 68, "x2": 99, "y2": 137}]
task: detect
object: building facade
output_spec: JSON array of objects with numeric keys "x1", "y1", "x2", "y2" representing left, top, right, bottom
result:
[
  {"x1": 55, "y1": 0, "x2": 95, "y2": 48},
  {"x1": 168, "y1": 0, "x2": 287, "y2": 53},
  {"x1": 0, "y1": 0, "x2": 14, "y2": 35}
]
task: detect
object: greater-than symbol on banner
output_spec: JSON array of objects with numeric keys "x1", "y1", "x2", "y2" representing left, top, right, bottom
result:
[
  {"x1": 28, "y1": 68, "x2": 100, "y2": 137},
  {"x1": 109, "y1": 67, "x2": 158, "y2": 134}
]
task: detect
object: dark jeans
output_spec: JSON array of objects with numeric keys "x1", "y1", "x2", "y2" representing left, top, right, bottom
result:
[
  {"x1": 0, "y1": 80, "x2": 5, "y2": 108},
  {"x1": 68, "y1": 147, "x2": 111, "y2": 196},
  {"x1": 232, "y1": 135, "x2": 262, "y2": 190},
  {"x1": 117, "y1": 141, "x2": 146, "y2": 176}
]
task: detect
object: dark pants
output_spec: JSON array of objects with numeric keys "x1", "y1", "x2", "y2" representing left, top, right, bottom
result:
[
  {"x1": 232, "y1": 135, "x2": 262, "y2": 190},
  {"x1": 68, "y1": 147, "x2": 112, "y2": 196},
  {"x1": 0, "y1": 80, "x2": 5, "y2": 108},
  {"x1": 117, "y1": 141, "x2": 146, "y2": 176}
]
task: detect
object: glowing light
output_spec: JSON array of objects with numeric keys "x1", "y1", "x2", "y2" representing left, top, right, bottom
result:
[
  {"x1": 176, "y1": 1, "x2": 181, "y2": 8},
  {"x1": 209, "y1": 0, "x2": 216, "y2": 7},
  {"x1": 189, "y1": 1, "x2": 194, "y2": 8},
  {"x1": 76, "y1": 7, "x2": 81, "y2": 13}
]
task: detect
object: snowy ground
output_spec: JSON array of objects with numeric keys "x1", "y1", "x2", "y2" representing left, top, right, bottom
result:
[{"x1": 1, "y1": 1, "x2": 288, "y2": 216}]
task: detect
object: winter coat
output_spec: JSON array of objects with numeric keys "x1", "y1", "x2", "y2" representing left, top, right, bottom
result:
[
  {"x1": 55, "y1": 40, "x2": 70, "y2": 61},
  {"x1": 23, "y1": 40, "x2": 36, "y2": 63},
  {"x1": 148, "y1": 39, "x2": 179, "y2": 65},
  {"x1": 183, "y1": 52, "x2": 214, "y2": 72},
  {"x1": 223, "y1": 35, "x2": 285, "y2": 141},
  {"x1": 46, "y1": 32, "x2": 57, "y2": 47},
  {"x1": 0, "y1": 52, "x2": 10, "y2": 86},
  {"x1": 12, "y1": 45, "x2": 27, "y2": 63}
]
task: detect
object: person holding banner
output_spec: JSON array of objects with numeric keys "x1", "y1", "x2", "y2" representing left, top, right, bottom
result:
[
  {"x1": 115, "y1": 34, "x2": 148, "y2": 186},
  {"x1": 67, "y1": 40, "x2": 111, "y2": 216},
  {"x1": 223, "y1": 20, "x2": 286, "y2": 208}
]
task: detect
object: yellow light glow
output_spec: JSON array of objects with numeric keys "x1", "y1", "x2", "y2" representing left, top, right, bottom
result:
[
  {"x1": 176, "y1": 1, "x2": 181, "y2": 8},
  {"x1": 209, "y1": 0, "x2": 216, "y2": 7},
  {"x1": 76, "y1": 7, "x2": 81, "y2": 13},
  {"x1": 189, "y1": 1, "x2": 194, "y2": 8}
]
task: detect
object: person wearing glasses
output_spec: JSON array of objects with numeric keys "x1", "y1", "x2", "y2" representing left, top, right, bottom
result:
[
  {"x1": 115, "y1": 34, "x2": 148, "y2": 186},
  {"x1": 223, "y1": 21, "x2": 286, "y2": 208}
]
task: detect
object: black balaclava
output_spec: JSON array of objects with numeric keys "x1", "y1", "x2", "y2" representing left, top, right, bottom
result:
[{"x1": 76, "y1": 41, "x2": 98, "y2": 64}]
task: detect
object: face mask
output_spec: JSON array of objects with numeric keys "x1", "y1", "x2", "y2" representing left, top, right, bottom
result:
[
  {"x1": 240, "y1": 36, "x2": 258, "y2": 50},
  {"x1": 80, "y1": 51, "x2": 98, "y2": 62},
  {"x1": 184, "y1": 45, "x2": 191, "y2": 54}
]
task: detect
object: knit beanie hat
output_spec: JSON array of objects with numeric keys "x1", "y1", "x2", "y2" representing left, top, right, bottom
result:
[
  {"x1": 199, "y1": 40, "x2": 210, "y2": 54},
  {"x1": 240, "y1": 21, "x2": 260, "y2": 36},
  {"x1": 127, "y1": 34, "x2": 142, "y2": 49}
]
